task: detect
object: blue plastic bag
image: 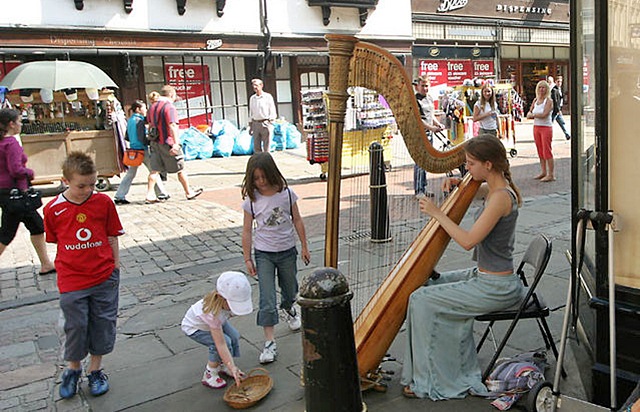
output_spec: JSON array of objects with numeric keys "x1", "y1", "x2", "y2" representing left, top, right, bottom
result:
[
  {"x1": 233, "y1": 128, "x2": 254, "y2": 156},
  {"x1": 285, "y1": 123, "x2": 302, "y2": 149},
  {"x1": 180, "y1": 127, "x2": 213, "y2": 160},
  {"x1": 272, "y1": 122, "x2": 285, "y2": 151}
]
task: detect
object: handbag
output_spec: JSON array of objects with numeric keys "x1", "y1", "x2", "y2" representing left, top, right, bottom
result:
[
  {"x1": 123, "y1": 149, "x2": 145, "y2": 167},
  {"x1": 4, "y1": 187, "x2": 43, "y2": 215}
]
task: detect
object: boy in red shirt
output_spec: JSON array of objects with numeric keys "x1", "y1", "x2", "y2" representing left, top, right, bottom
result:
[{"x1": 43, "y1": 152, "x2": 124, "y2": 399}]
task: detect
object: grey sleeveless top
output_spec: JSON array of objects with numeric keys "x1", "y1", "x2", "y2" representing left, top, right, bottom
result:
[{"x1": 472, "y1": 187, "x2": 518, "y2": 272}]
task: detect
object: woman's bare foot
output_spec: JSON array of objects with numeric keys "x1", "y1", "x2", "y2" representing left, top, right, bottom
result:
[
  {"x1": 540, "y1": 175, "x2": 556, "y2": 182},
  {"x1": 533, "y1": 173, "x2": 546, "y2": 180}
]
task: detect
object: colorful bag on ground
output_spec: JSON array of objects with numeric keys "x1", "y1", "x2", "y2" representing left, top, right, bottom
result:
[{"x1": 123, "y1": 149, "x2": 145, "y2": 167}]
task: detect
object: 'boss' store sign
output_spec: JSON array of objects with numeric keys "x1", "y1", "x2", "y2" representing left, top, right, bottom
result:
[{"x1": 418, "y1": 59, "x2": 495, "y2": 86}]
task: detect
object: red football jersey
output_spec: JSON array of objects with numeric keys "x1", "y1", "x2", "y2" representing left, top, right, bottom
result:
[{"x1": 44, "y1": 192, "x2": 124, "y2": 293}]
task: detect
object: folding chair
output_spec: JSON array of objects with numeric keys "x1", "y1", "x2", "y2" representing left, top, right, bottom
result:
[{"x1": 475, "y1": 234, "x2": 566, "y2": 381}]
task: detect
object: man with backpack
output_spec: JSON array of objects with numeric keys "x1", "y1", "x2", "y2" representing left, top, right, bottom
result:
[
  {"x1": 548, "y1": 76, "x2": 571, "y2": 140},
  {"x1": 147, "y1": 85, "x2": 203, "y2": 201}
]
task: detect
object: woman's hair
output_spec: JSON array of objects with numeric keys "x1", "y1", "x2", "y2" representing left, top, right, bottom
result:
[
  {"x1": 464, "y1": 136, "x2": 522, "y2": 206},
  {"x1": 130, "y1": 99, "x2": 146, "y2": 113},
  {"x1": 202, "y1": 290, "x2": 226, "y2": 316},
  {"x1": 479, "y1": 84, "x2": 496, "y2": 110},
  {"x1": 535, "y1": 80, "x2": 551, "y2": 100},
  {"x1": 62, "y1": 151, "x2": 96, "y2": 180},
  {"x1": 0, "y1": 108, "x2": 20, "y2": 139},
  {"x1": 148, "y1": 91, "x2": 160, "y2": 103},
  {"x1": 241, "y1": 152, "x2": 287, "y2": 202}
]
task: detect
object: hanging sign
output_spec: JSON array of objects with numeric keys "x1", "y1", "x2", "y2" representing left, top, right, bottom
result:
[{"x1": 165, "y1": 63, "x2": 211, "y2": 128}]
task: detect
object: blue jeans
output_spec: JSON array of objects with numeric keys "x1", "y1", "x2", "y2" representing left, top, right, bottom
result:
[
  {"x1": 187, "y1": 323, "x2": 241, "y2": 363},
  {"x1": 414, "y1": 164, "x2": 427, "y2": 195},
  {"x1": 114, "y1": 149, "x2": 166, "y2": 200},
  {"x1": 254, "y1": 247, "x2": 298, "y2": 326},
  {"x1": 553, "y1": 112, "x2": 570, "y2": 137}
]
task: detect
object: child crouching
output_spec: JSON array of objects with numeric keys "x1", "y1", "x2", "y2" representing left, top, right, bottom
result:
[{"x1": 182, "y1": 271, "x2": 253, "y2": 388}]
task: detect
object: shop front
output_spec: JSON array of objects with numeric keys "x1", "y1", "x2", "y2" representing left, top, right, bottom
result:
[{"x1": 411, "y1": 0, "x2": 570, "y2": 112}]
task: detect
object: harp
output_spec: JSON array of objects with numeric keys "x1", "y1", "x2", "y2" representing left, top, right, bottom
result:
[{"x1": 324, "y1": 34, "x2": 481, "y2": 380}]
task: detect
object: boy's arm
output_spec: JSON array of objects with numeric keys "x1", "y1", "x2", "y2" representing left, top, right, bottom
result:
[
  {"x1": 291, "y1": 203, "x2": 310, "y2": 265},
  {"x1": 108, "y1": 236, "x2": 119, "y2": 268}
]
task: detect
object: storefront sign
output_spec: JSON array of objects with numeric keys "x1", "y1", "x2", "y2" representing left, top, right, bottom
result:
[
  {"x1": 437, "y1": 0, "x2": 468, "y2": 12},
  {"x1": 496, "y1": 5, "x2": 551, "y2": 15},
  {"x1": 0, "y1": 62, "x2": 21, "y2": 81},
  {"x1": 413, "y1": 0, "x2": 567, "y2": 23},
  {"x1": 418, "y1": 59, "x2": 495, "y2": 86},
  {"x1": 165, "y1": 63, "x2": 211, "y2": 128}
]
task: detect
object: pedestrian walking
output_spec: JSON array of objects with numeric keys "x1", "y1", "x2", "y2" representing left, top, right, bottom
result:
[
  {"x1": 241, "y1": 152, "x2": 310, "y2": 364},
  {"x1": 0, "y1": 108, "x2": 55, "y2": 275},
  {"x1": 147, "y1": 85, "x2": 203, "y2": 200},
  {"x1": 181, "y1": 271, "x2": 253, "y2": 389},
  {"x1": 43, "y1": 152, "x2": 124, "y2": 399},
  {"x1": 113, "y1": 99, "x2": 169, "y2": 205},
  {"x1": 548, "y1": 76, "x2": 571, "y2": 140}
]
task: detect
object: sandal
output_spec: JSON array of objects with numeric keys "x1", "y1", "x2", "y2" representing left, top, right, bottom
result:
[
  {"x1": 403, "y1": 386, "x2": 418, "y2": 399},
  {"x1": 144, "y1": 199, "x2": 160, "y2": 204},
  {"x1": 540, "y1": 176, "x2": 556, "y2": 182},
  {"x1": 533, "y1": 174, "x2": 546, "y2": 180}
]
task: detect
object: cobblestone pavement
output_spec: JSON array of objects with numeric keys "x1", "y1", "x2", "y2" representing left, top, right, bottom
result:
[{"x1": 0, "y1": 120, "x2": 577, "y2": 411}]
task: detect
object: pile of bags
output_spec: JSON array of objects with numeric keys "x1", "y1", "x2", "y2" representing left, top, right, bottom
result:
[{"x1": 181, "y1": 119, "x2": 302, "y2": 160}]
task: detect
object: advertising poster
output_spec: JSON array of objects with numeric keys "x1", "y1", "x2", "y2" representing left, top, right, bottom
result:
[
  {"x1": 418, "y1": 59, "x2": 496, "y2": 87},
  {"x1": 165, "y1": 63, "x2": 211, "y2": 128}
]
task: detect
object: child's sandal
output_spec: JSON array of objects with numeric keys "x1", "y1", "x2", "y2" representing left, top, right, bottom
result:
[{"x1": 403, "y1": 386, "x2": 418, "y2": 399}]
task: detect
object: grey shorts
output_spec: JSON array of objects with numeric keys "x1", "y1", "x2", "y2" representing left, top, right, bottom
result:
[
  {"x1": 59, "y1": 268, "x2": 120, "y2": 361},
  {"x1": 149, "y1": 141, "x2": 185, "y2": 174}
]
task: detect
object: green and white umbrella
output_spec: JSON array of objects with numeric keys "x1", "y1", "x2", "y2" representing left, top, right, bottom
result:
[{"x1": 0, "y1": 60, "x2": 118, "y2": 91}]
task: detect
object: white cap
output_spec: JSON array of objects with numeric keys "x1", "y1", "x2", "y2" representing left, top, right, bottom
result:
[{"x1": 217, "y1": 271, "x2": 253, "y2": 316}]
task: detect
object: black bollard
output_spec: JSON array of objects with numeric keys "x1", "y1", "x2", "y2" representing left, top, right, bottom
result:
[
  {"x1": 298, "y1": 267, "x2": 365, "y2": 412},
  {"x1": 369, "y1": 142, "x2": 391, "y2": 243}
]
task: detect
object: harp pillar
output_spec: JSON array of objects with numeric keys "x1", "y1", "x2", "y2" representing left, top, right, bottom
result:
[{"x1": 324, "y1": 34, "x2": 357, "y2": 268}]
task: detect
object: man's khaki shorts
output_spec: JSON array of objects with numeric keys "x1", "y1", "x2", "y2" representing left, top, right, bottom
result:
[{"x1": 149, "y1": 141, "x2": 185, "y2": 174}]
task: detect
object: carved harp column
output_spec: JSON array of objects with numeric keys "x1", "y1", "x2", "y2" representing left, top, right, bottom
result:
[{"x1": 324, "y1": 35, "x2": 357, "y2": 268}]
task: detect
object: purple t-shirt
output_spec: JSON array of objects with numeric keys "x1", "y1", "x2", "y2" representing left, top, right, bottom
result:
[{"x1": 0, "y1": 135, "x2": 33, "y2": 190}]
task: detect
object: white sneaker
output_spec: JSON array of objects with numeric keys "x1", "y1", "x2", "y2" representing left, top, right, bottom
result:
[
  {"x1": 285, "y1": 307, "x2": 301, "y2": 331},
  {"x1": 259, "y1": 341, "x2": 277, "y2": 364},
  {"x1": 201, "y1": 366, "x2": 227, "y2": 389},
  {"x1": 219, "y1": 363, "x2": 233, "y2": 377}
]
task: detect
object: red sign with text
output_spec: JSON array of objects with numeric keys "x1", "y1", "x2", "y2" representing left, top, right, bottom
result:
[
  {"x1": 418, "y1": 60, "x2": 495, "y2": 86},
  {"x1": 165, "y1": 63, "x2": 211, "y2": 128},
  {"x1": 0, "y1": 62, "x2": 21, "y2": 81}
]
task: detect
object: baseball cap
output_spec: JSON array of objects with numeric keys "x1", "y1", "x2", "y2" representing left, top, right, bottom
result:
[{"x1": 217, "y1": 271, "x2": 253, "y2": 316}]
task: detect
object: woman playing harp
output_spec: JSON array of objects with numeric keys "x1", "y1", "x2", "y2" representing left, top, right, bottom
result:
[{"x1": 402, "y1": 135, "x2": 525, "y2": 400}]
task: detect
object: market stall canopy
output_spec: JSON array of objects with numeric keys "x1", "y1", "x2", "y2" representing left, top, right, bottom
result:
[{"x1": 0, "y1": 60, "x2": 118, "y2": 91}]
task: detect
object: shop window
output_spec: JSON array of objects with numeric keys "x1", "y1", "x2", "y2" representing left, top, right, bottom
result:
[{"x1": 142, "y1": 55, "x2": 248, "y2": 129}]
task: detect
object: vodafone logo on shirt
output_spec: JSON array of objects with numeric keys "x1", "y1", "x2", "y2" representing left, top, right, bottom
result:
[{"x1": 64, "y1": 227, "x2": 103, "y2": 251}]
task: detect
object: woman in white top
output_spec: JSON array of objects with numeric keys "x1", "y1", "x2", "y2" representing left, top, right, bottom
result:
[
  {"x1": 473, "y1": 84, "x2": 499, "y2": 138},
  {"x1": 527, "y1": 80, "x2": 555, "y2": 182}
]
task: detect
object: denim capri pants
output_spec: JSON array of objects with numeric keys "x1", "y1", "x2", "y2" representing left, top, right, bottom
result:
[
  {"x1": 401, "y1": 267, "x2": 524, "y2": 400},
  {"x1": 187, "y1": 322, "x2": 241, "y2": 363},
  {"x1": 254, "y1": 246, "x2": 298, "y2": 327},
  {"x1": 59, "y1": 268, "x2": 120, "y2": 361}
]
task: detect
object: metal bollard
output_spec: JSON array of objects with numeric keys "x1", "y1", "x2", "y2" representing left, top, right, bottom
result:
[
  {"x1": 298, "y1": 267, "x2": 365, "y2": 412},
  {"x1": 369, "y1": 142, "x2": 391, "y2": 243}
]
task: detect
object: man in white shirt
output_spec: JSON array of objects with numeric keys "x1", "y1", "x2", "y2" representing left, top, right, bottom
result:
[{"x1": 249, "y1": 79, "x2": 278, "y2": 153}]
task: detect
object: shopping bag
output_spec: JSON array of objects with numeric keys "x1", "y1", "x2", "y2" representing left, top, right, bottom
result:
[{"x1": 123, "y1": 149, "x2": 145, "y2": 167}]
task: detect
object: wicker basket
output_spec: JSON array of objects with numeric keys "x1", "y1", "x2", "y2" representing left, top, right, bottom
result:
[{"x1": 223, "y1": 368, "x2": 273, "y2": 409}]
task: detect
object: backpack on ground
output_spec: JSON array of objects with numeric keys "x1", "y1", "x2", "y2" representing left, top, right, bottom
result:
[{"x1": 484, "y1": 351, "x2": 547, "y2": 410}]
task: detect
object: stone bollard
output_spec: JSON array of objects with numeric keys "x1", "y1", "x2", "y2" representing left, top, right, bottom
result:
[
  {"x1": 298, "y1": 267, "x2": 365, "y2": 412},
  {"x1": 369, "y1": 142, "x2": 391, "y2": 243}
]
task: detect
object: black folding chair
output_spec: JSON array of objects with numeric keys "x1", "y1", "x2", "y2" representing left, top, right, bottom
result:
[{"x1": 475, "y1": 234, "x2": 566, "y2": 380}]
